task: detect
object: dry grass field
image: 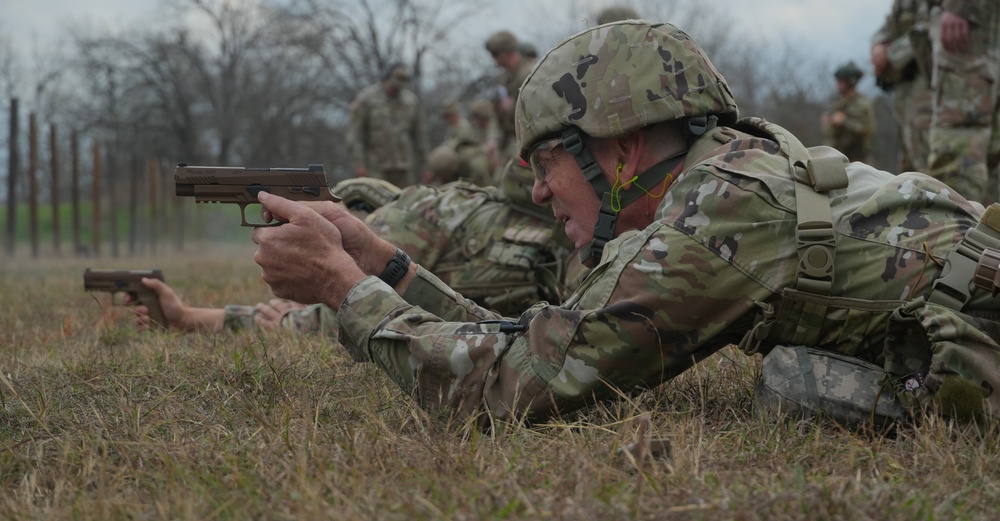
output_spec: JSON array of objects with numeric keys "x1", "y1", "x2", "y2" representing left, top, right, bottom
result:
[{"x1": 1, "y1": 244, "x2": 998, "y2": 520}]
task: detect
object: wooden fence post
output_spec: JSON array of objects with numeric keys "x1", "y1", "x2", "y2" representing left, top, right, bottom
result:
[
  {"x1": 106, "y1": 145, "x2": 119, "y2": 258},
  {"x1": 71, "y1": 130, "x2": 81, "y2": 255},
  {"x1": 148, "y1": 159, "x2": 159, "y2": 255},
  {"x1": 128, "y1": 154, "x2": 138, "y2": 255},
  {"x1": 28, "y1": 113, "x2": 38, "y2": 258},
  {"x1": 4, "y1": 98, "x2": 18, "y2": 256},
  {"x1": 91, "y1": 142, "x2": 101, "y2": 256},
  {"x1": 50, "y1": 122, "x2": 60, "y2": 255}
]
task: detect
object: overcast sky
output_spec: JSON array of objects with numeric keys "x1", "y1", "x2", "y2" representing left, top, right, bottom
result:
[{"x1": 5, "y1": 0, "x2": 893, "y2": 69}]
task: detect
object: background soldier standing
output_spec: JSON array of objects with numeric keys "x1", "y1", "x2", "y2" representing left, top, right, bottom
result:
[
  {"x1": 485, "y1": 30, "x2": 535, "y2": 172},
  {"x1": 821, "y1": 62, "x2": 876, "y2": 162},
  {"x1": 925, "y1": 0, "x2": 1000, "y2": 204},
  {"x1": 871, "y1": 0, "x2": 934, "y2": 173},
  {"x1": 346, "y1": 63, "x2": 428, "y2": 187}
]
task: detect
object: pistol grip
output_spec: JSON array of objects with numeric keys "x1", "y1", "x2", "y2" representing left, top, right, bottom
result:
[{"x1": 133, "y1": 291, "x2": 168, "y2": 331}]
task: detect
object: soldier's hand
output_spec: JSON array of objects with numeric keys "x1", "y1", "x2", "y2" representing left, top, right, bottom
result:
[
  {"x1": 126, "y1": 278, "x2": 187, "y2": 331},
  {"x1": 830, "y1": 111, "x2": 847, "y2": 126},
  {"x1": 252, "y1": 192, "x2": 367, "y2": 309},
  {"x1": 940, "y1": 11, "x2": 969, "y2": 53},
  {"x1": 253, "y1": 299, "x2": 300, "y2": 330}
]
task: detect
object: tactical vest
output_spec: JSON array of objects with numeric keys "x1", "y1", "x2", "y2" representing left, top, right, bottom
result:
[{"x1": 726, "y1": 119, "x2": 1000, "y2": 424}]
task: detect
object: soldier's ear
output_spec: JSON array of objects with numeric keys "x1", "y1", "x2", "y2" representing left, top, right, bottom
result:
[{"x1": 614, "y1": 135, "x2": 644, "y2": 189}]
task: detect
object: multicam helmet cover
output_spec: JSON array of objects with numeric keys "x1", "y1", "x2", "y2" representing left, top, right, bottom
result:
[{"x1": 515, "y1": 20, "x2": 738, "y2": 159}]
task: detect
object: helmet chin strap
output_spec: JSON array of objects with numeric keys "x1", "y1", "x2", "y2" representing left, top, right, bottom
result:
[{"x1": 561, "y1": 116, "x2": 715, "y2": 266}]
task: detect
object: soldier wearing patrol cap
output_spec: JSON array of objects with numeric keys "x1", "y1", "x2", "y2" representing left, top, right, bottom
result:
[
  {"x1": 485, "y1": 30, "x2": 535, "y2": 173},
  {"x1": 253, "y1": 21, "x2": 1000, "y2": 428},
  {"x1": 871, "y1": 0, "x2": 933, "y2": 174},
  {"x1": 467, "y1": 99, "x2": 501, "y2": 172},
  {"x1": 346, "y1": 63, "x2": 428, "y2": 187},
  {"x1": 925, "y1": 0, "x2": 1000, "y2": 205},
  {"x1": 821, "y1": 61, "x2": 876, "y2": 163}
]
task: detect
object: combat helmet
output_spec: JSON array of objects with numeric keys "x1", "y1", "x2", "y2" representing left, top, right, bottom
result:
[
  {"x1": 331, "y1": 178, "x2": 401, "y2": 215},
  {"x1": 834, "y1": 61, "x2": 864, "y2": 86},
  {"x1": 515, "y1": 20, "x2": 738, "y2": 263},
  {"x1": 485, "y1": 30, "x2": 518, "y2": 56}
]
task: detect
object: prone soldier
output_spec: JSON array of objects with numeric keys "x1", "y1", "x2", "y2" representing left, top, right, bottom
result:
[{"x1": 252, "y1": 21, "x2": 1000, "y2": 428}]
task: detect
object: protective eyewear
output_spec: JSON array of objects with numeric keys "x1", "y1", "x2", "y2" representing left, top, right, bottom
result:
[{"x1": 527, "y1": 137, "x2": 564, "y2": 182}]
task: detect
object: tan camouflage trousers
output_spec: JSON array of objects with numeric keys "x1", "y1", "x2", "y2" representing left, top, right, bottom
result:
[
  {"x1": 927, "y1": 7, "x2": 1000, "y2": 205},
  {"x1": 892, "y1": 77, "x2": 933, "y2": 173}
]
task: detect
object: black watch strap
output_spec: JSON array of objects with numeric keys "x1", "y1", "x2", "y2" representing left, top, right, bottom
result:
[{"x1": 378, "y1": 248, "x2": 411, "y2": 287}]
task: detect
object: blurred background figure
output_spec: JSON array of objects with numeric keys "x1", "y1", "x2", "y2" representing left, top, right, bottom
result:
[
  {"x1": 346, "y1": 63, "x2": 428, "y2": 187},
  {"x1": 596, "y1": 4, "x2": 640, "y2": 25},
  {"x1": 484, "y1": 30, "x2": 535, "y2": 179},
  {"x1": 871, "y1": 0, "x2": 933, "y2": 173},
  {"x1": 440, "y1": 101, "x2": 476, "y2": 144},
  {"x1": 925, "y1": 1, "x2": 1000, "y2": 204},
  {"x1": 468, "y1": 99, "x2": 501, "y2": 173},
  {"x1": 821, "y1": 61, "x2": 876, "y2": 162}
]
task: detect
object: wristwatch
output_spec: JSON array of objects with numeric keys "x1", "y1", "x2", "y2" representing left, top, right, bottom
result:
[{"x1": 378, "y1": 248, "x2": 411, "y2": 287}]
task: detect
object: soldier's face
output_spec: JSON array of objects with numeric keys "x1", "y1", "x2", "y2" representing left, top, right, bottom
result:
[
  {"x1": 492, "y1": 50, "x2": 516, "y2": 70},
  {"x1": 530, "y1": 133, "x2": 658, "y2": 251},
  {"x1": 530, "y1": 143, "x2": 602, "y2": 250}
]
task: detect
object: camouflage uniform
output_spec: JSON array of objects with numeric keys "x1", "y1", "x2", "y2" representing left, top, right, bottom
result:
[
  {"x1": 224, "y1": 177, "x2": 581, "y2": 333},
  {"x1": 925, "y1": 0, "x2": 1000, "y2": 203},
  {"x1": 333, "y1": 22, "x2": 1000, "y2": 425},
  {"x1": 873, "y1": 0, "x2": 934, "y2": 172},
  {"x1": 346, "y1": 71, "x2": 427, "y2": 187},
  {"x1": 823, "y1": 88, "x2": 876, "y2": 163},
  {"x1": 485, "y1": 31, "x2": 536, "y2": 164}
]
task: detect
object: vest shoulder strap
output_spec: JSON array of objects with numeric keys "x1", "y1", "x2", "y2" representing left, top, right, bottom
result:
[{"x1": 759, "y1": 118, "x2": 849, "y2": 296}]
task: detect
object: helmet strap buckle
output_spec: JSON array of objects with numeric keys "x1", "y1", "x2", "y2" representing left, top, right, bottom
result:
[{"x1": 684, "y1": 115, "x2": 718, "y2": 140}]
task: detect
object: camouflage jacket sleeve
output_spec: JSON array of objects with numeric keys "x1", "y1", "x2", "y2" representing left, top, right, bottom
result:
[
  {"x1": 279, "y1": 304, "x2": 339, "y2": 336},
  {"x1": 223, "y1": 303, "x2": 339, "y2": 336},
  {"x1": 223, "y1": 305, "x2": 259, "y2": 331}
]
